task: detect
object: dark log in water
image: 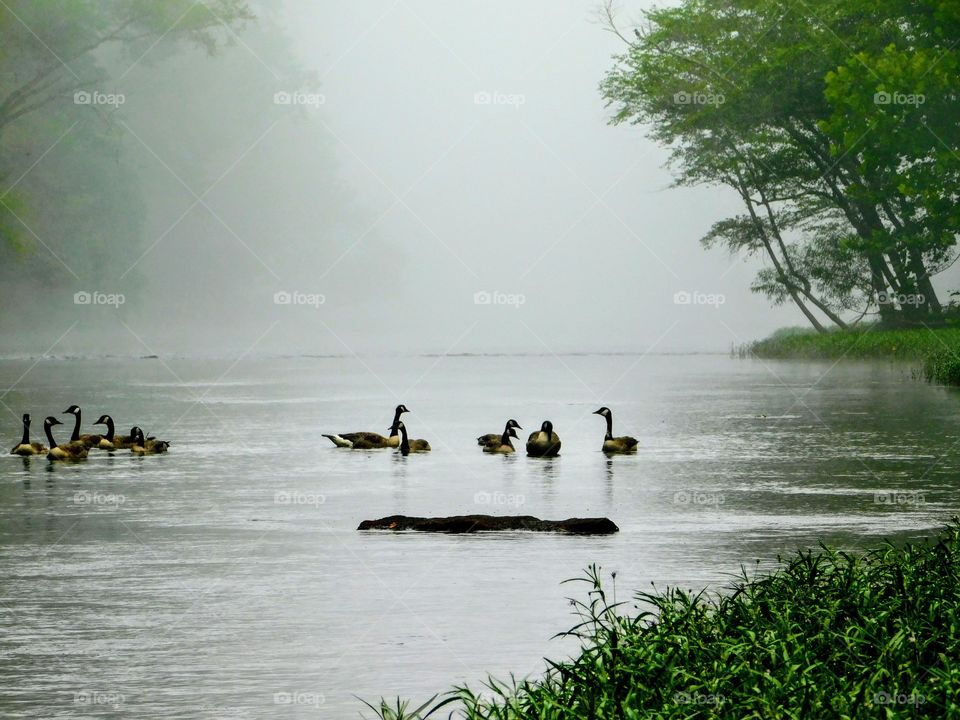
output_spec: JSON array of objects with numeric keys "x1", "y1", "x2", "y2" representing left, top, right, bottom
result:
[{"x1": 357, "y1": 514, "x2": 619, "y2": 535}]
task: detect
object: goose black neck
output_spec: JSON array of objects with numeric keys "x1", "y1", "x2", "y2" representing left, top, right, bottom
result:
[
  {"x1": 103, "y1": 417, "x2": 115, "y2": 441},
  {"x1": 500, "y1": 428, "x2": 512, "y2": 445},
  {"x1": 604, "y1": 413, "x2": 614, "y2": 440},
  {"x1": 390, "y1": 408, "x2": 403, "y2": 436},
  {"x1": 70, "y1": 410, "x2": 81, "y2": 442},
  {"x1": 20, "y1": 419, "x2": 29, "y2": 446},
  {"x1": 44, "y1": 424, "x2": 57, "y2": 449},
  {"x1": 399, "y1": 425, "x2": 410, "y2": 455}
]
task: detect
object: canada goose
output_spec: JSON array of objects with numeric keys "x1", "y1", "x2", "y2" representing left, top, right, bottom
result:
[
  {"x1": 92, "y1": 415, "x2": 119, "y2": 450},
  {"x1": 63, "y1": 405, "x2": 104, "y2": 447},
  {"x1": 110, "y1": 426, "x2": 140, "y2": 449},
  {"x1": 477, "y1": 419, "x2": 522, "y2": 448},
  {"x1": 526, "y1": 420, "x2": 561, "y2": 457},
  {"x1": 483, "y1": 426, "x2": 519, "y2": 454},
  {"x1": 10, "y1": 413, "x2": 47, "y2": 456},
  {"x1": 44, "y1": 417, "x2": 88, "y2": 461},
  {"x1": 323, "y1": 404, "x2": 408, "y2": 449},
  {"x1": 396, "y1": 421, "x2": 430, "y2": 456},
  {"x1": 130, "y1": 427, "x2": 169, "y2": 455},
  {"x1": 593, "y1": 407, "x2": 638, "y2": 454}
]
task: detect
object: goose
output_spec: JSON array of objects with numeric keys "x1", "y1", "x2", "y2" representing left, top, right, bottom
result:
[
  {"x1": 593, "y1": 407, "x2": 638, "y2": 454},
  {"x1": 63, "y1": 405, "x2": 104, "y2": 447},
  {"x1": 44, "y1": 417, "x2": 88, "y2": 461},
  {"x1": 323, "y1": 404, "x2": 408, "y2": 449},
  {"x1": 477, "y1": 419, "x2": 522, "y2": 448},
  {"x1": 109, "y1": 426, "x2": 141, "y2": 449},
  {"x1": 10, "y1": 413, "x2": 47, "y2": 456},
  {"x1": 526, "y1": 420, "x2": 561, "y2": 457},
  {"x1": 130, "y1": 427, "x2": 169, "y2": 455},
  {"x1": 396, "y1": 421, "x2": 430, "y2": 456},
  {"x1": 91, "y1": 415, "x2": 119, "y2": 450},
  {"x1": 483, "y1": 426, "x2": 519, "y2": 454}
]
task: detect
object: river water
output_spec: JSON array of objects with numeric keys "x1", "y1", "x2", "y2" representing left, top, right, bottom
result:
[{"x1": 0, "y1": 354, "x2": 957, "y2": 718}]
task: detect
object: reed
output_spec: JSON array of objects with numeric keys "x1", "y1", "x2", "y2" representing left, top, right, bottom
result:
[{"x1": 364, "y1": 521, "x2": 960, "y2": 718}]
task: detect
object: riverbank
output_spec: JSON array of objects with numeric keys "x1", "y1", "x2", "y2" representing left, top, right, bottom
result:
[
  {"x1": 368, "y1": 522, "x2": 960, "y2": 719},
  {"x1": 748, "y1": 326, "x2": 960, "y2": 386}
]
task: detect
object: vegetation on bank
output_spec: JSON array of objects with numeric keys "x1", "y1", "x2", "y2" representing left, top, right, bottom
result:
[
  {"x1": 747, "y1": 325, "x2": 960, "y2": 386},
  {"x1": 365, "y1": 522, "x2": 960, "y2": 719}
]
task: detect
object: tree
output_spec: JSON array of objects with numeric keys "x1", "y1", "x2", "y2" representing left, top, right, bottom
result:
[
  {"x1": 0, "y1": 1, "x2": 252, "y2": 138},
  {"x1": 601, "y1": 0, "x2": 959, "y2": 328}
]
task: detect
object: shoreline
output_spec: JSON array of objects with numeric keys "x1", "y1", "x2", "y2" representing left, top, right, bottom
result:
[
  {"x1": 368, "y1": 521, "x2": 958, "y2": 718},
  {"x1": 747, "y1": 326, "x2": 960, "y2": 386}
]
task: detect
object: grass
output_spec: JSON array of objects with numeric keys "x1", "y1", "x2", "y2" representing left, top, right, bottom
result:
[
  {"x1": 747, "y1": 325, "x2": 960, "y2": 386},
  {"x1": 364, "y1": 522, "x2": 960, "y2": 719}
]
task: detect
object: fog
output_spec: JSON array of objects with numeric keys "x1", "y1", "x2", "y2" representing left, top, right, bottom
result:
[{"x1": 8, "y1": 0, "x2": 935, "y2": 358}]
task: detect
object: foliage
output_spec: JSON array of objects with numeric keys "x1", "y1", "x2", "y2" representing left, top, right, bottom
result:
[
  {"x1": 364, "y1": 522, "x2": 960, "y2": 718},
  {"x1": 601, "y1": 0, "x2": 960, "y2": 330},
  {"x1": 750, "y1": 325, "x2": 960, "y2": 361}
]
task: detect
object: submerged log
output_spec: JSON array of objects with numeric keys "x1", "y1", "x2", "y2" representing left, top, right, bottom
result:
[{"x1": 357, "y1": 514, "x2": 619, "y2": 535}]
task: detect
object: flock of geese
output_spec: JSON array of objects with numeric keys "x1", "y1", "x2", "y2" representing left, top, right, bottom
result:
[
  {"x1": 9, "y1": 406, "x2": 170, "y2": 461},
  {"x1": 323, "y1": 405, "x2": 639, "y2": 456},
  {"x1": 10, "y1": 403, "x2": 636, "y2": 461}
]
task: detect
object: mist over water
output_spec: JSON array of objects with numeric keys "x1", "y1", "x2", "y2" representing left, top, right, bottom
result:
[{"x1": 1, "y1": 0, "x2": 813, "y2": 360}]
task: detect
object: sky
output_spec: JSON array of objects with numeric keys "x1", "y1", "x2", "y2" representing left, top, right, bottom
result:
[{"x1": 261, "y1": 0, "x2": 791, "y2": 355}]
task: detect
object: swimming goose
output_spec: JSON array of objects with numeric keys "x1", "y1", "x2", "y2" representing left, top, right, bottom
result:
[
  {"x1": 109, "y1": 426, "x2": 141, "y2": 449},
  {"x1": 526, "y1": 420, "x2": 561, "y2": 457},
  {"x1": 44, "y1": 417, "x2": 88, "y2": 461},
  {"x1": 396, "y1": 421, "x2": 430, "y2": 456},
  {"x1": 593, "y1": 407, "x2": 638, "y2": 454},
  {"x1": 483, "y1": 426, "x2": 519, "y2": 454},
  {"x1": 92, "y1": 415, "x2": 119, "y2": 450},
  {"x1": 477, "y1": 419, "x2": 522, "y2": 448},
  {"x1": 10, "y1": 414, "x2": 47, "y2": 456},
  {"x1": 63, "y1": 405, "x2": 104, "y2": 447},
  {"x1": 130, "y1": 427, "x2": 169, "y2": 455},
  {"x1": 323, "y1": 404, "x2": 408, "y2": 449}
]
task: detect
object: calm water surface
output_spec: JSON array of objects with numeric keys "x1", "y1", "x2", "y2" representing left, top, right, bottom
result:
[{"x1": 1, "y1": 354, "x2": 958, "y2": 718}]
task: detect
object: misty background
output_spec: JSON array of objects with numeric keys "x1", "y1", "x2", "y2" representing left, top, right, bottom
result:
[{"x1": 5, "y1": 0, "x2": 956, "y2": 358}]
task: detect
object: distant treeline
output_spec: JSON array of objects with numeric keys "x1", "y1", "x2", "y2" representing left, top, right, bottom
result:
[
  {"x1": 0, "y1": 2, "x2": 251, "y2": 307},
  {"x1": 0, "y1": 1, "x2": 361, "y2": 349}
]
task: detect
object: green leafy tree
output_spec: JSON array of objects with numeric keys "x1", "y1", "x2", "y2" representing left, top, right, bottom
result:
[{"x1": 601, "y1": 0, "x2": 959, "y2": 328}]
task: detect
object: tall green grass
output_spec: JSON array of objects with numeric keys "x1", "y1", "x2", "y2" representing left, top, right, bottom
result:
[
  {"x1": 749, "y1": 325, "x2": 960, "y2": 360},
  {"x1": 749, "y1": 326, "x2": 960, "y2": 386},
  {"x1": 365, "y1": 522, "x2": 960, "y2": 719}
]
